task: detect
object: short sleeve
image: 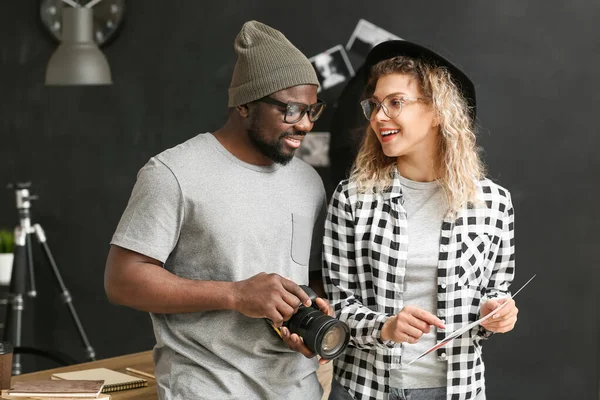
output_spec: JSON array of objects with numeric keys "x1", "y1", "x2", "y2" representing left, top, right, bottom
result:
[{"x1": 110, "y1": 157, "x2": 184, "y2": 263}]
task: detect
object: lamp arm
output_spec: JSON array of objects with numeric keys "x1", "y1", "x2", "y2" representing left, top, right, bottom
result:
[
  {"x1": 60, "y1": 0, "x2": 104, "y2": 8},
  {"x1": 85, "y1": 0, "x2": 104, "y2": 7},
  {"x1": 61, "y1": 0, "x2": 81, "y2": 7}
]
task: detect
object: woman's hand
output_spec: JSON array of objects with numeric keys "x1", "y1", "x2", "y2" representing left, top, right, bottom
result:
[
  {"x1": 381, "y1": 305, "x2": 446, "y2": 344},
  {"x1": 480, "y1": 298, "x2": 518, "y2": 333}
]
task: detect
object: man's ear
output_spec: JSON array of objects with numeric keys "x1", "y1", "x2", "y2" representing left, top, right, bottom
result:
[{"x1": 236, "y1": 104, "x2": 250, "y2": 118}]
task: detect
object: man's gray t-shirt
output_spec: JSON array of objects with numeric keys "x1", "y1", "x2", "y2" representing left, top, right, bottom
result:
[{"x1": 111, "y1": 133, "x2": 327, "y2": 400}]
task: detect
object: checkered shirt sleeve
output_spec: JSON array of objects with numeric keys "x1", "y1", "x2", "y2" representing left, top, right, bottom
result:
[
  {"x1": 482, "y1": 189, "x2": 515, "y2": 301},
  {"x1": 323, "y1": 182, "x2": 393, "y2": 348}
]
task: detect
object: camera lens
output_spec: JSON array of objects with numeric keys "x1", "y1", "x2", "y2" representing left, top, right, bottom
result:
[
  {"x1": 285, "y1": 306, "x2": 350, "y2": 359},
  {"x1": 272, "y1": 285, "x2": 350, "y2": 360},
  {"x1": 321, "y1": 324, "x2": 348, "y2": 357}
]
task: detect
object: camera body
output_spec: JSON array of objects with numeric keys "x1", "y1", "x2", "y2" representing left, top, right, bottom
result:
[{"x1": 274, "y1": 285, "x2": 350, "y2": 360}]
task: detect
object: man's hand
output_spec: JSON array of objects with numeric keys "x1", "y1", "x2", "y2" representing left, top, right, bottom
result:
[
  {"x1": 232, "y1": 272, "x2": 311, "y2": 327},
  {"x1": 381, "y1": 305, "x2": 446, "y2": 344},
  {"x1": 480, "y1": 298, "x2": 518, "y2": 333},
  {"x1": 281, "y1": 296, "x2": 334, "y2": 365}
]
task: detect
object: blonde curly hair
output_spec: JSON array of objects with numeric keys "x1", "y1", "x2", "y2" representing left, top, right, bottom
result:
[{"x1": 350, "y1": 56, "x2": 486, "y2": 214}]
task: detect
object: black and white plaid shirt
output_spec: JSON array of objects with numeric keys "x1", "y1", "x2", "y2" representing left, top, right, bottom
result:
[{"x1": 323, "y1": 171, "x2": 515, "y2": 400}]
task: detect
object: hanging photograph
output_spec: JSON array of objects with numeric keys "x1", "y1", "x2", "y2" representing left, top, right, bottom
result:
[
  {"x1": 295, "y1": 132, "x2": 331, "y2": 167},
  {"x1": 309, "y1": 45, "x2": 354, "y2": 92},
  {"x1": 346, "y1": 19, "x2": 402, "y2": 57}
]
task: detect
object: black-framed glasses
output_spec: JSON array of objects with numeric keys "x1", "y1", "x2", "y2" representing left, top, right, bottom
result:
[
  {"x1": 360, "y1": 94, "x2": 429, "y2": 121},
  {"x1": 257, "y1": 97, "x2": 326, "y2": 124}
]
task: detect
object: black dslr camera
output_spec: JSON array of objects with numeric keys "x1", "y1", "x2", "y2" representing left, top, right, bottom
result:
[{"x1": 269, "y1": 285, "x2": 350, "y2": 360}]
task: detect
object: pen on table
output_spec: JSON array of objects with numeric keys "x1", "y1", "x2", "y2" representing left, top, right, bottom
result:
[{"x1": 125, "y1": 367, "x2": 156, "y2": 380}]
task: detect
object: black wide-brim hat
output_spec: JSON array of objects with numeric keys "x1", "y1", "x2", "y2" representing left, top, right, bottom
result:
[{"x1": 363, "y1": 40, "x2": 476, "y2": 122}]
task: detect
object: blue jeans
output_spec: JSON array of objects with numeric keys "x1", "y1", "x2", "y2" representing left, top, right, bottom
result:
[
  {"x1": 389, "y1": 387, "x2": 446, "y2": 400},
  {"x1": 329, "y1": 379, "x2": 486, "y2": 400},
  {"x1": 327, "y1": 379, "x2": 355, "y2": 400}
]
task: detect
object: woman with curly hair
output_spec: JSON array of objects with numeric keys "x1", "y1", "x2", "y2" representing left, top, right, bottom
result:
[{"x1": 323, "y1": 40, "x2": 518, "y2": 400}]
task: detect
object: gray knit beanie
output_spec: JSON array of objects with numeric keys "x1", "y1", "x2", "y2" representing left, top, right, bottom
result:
[{"x1": 228, "y1": 21, "x2": 319, "y2": 107}]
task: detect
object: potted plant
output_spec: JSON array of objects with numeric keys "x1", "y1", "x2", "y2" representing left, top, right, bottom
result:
[{"x1": 0, "y1": 228, "x2": 14, "y2": 285}]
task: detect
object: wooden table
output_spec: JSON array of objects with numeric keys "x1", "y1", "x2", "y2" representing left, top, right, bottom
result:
[
  {"x1": 9, "y1": 350, "x2": 333, "y2": 400},
  {"x1": 10, "y1": 350, "x2": 157, "y2": 400}
]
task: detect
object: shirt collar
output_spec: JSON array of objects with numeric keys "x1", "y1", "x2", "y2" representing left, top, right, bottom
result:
[{"x1": 382, "y1": 167, "x2": 404, "y2": 202}]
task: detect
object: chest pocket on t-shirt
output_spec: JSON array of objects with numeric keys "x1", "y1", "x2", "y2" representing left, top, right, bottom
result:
[
  {"x1": 458, "y1": 232, "x2": 492, "y2": 287},
  {"x1": 291, "y1": 213, "x2": 312, "y2": 266}
]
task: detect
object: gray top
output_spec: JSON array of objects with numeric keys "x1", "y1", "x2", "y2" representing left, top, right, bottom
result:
[
  {"x1": 390, "y1": 174, "x2": 448, "y2": 389},
  {"x1": 111, "y1": 133, "x2": 326, "y2": 399}
]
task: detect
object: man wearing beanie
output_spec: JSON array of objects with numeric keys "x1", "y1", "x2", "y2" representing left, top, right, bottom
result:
[{"x1": 105, "y1": 21, "x2": 330, "y2": 399}]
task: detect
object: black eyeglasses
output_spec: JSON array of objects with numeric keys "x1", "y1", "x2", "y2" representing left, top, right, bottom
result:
[{"x1": 257, "y1": 97, "x2": 326, "y2": 124}]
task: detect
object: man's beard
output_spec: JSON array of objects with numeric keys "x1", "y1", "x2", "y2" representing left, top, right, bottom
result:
[{"x1": 247, "y1": 128, "x2": 303, "y2": 166}]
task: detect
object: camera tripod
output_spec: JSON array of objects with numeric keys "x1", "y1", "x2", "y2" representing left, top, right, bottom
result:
[{"x1": 2, "y1": 182, "x2": 96, "y2": 375}]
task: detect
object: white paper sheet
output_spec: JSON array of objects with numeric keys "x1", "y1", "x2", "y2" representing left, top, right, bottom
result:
[{"x1": 405, "y1": 274, "x2": 537, "y2": 365}]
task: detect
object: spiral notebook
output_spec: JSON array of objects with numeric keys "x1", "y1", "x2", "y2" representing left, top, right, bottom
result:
[
  {"x1": 51, "y1": 368, "x2": 147, "y2": 393},
  {"x1": 6, "y1": 379, "x2": 104, "y2": 397}
]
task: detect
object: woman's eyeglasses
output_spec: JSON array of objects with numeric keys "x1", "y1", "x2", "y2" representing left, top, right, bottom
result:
[{"x1": 360, "y1": 94, "x2": 429, "y2": 121}]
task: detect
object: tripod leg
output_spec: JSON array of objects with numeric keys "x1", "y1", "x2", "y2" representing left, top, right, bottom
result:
[
  {"x1": 33, "y1": 224, "x2": 96, "y2": 361},
  {"x1": 3, "y1": 227, "x2": 28, "y2": 375},
  {"x1": 25, "y1": 229, "x2": 37, "y2": 298}
]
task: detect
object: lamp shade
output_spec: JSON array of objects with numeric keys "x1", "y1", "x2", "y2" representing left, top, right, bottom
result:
[{"x1": 45, "y1": 7, "x2": 112, "y2": 85}]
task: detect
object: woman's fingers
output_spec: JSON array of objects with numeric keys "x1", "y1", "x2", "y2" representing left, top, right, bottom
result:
[{"x1": 394, "y1": 306, "x2": 446, "y2": 343}]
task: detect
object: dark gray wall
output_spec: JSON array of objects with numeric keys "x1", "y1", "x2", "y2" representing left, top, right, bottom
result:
[{"x1": 0, "y1": 1, "x2": 598, "y2": 399}]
